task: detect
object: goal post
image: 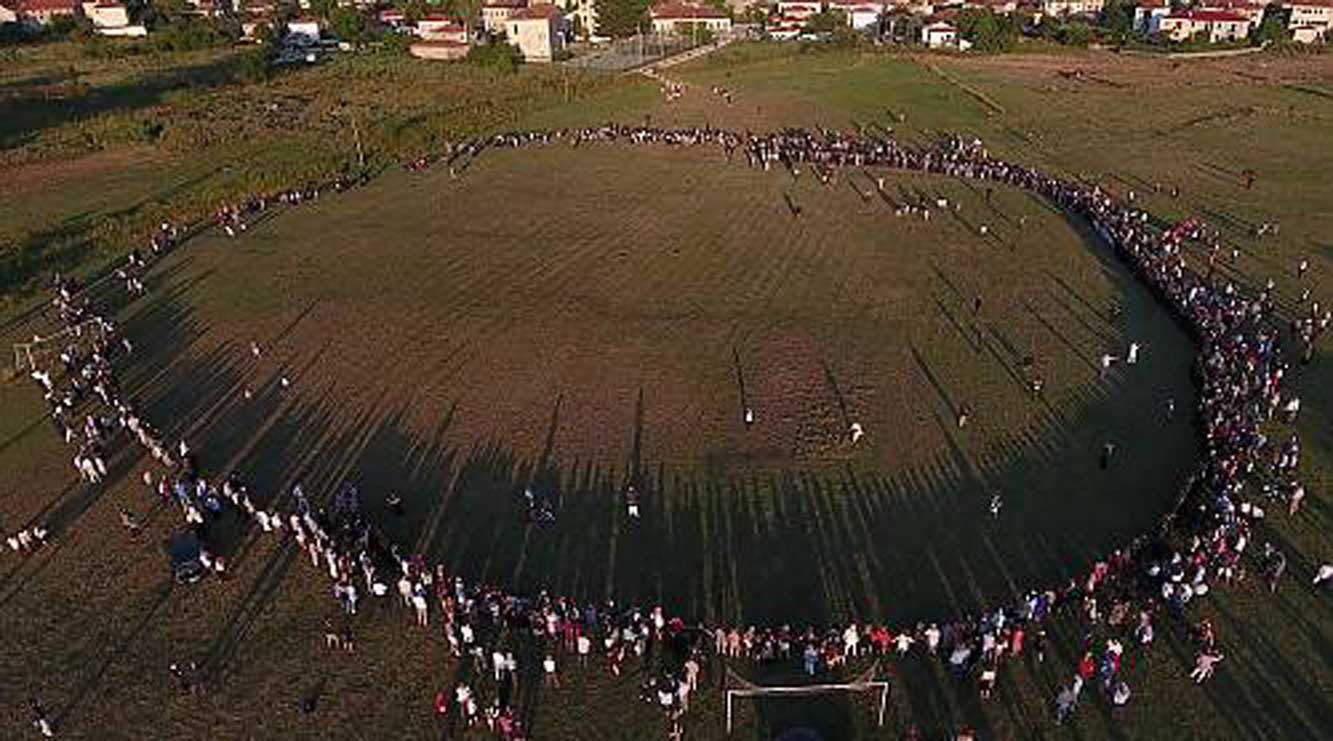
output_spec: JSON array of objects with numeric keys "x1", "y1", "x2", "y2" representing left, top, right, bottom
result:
[
  {"x1": 12, "y1": 318, "x2": 108, "y2": 375},
  {"x1": 724, "y1": 679, "x2": 891, "y2": 735}
]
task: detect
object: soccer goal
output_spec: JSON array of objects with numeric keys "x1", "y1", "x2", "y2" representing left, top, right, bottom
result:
[
  {"x1": 723, "y1": 667, "x2": 890, "y2": 735},
  {"x1": 12, "y1": 318, "x2": 107, "y2": 375}
]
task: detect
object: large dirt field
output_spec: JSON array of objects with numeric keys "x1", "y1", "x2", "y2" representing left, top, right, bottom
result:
[{"x1": 0, "y1": 45, "x2": 1329, "y2": 740}]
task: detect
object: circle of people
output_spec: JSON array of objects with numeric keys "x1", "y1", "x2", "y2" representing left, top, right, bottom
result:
[{"x1": 13, "y1": 121, "x2": 1331, "y2": 739}]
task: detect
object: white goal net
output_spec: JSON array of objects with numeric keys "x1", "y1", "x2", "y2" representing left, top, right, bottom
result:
[
  {"x1": 723, "y1": 666, "x2": 890, "y2": 735},
  {"x1": 12, "y1": 318, "x2": 108, "y2": 375}
]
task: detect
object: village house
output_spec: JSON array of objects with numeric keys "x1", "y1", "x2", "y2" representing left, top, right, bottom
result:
[
  {"x1": 766, "y1": 14, "x2": 805, "y2": 37},
  {"x1": 285, "y1": 17, "x2": 322, "y2": 44},
  {"x1": 889, "y1": 0, "x2": 936, "y2": 17},
  {"x1": 921, "y1": 17, "x2": 971, "y2": 47},
  {"x1": 651, "y1": 0, "x2": 732, "y2": 35},
  {"x1": 775, "y1": 0, "x2": 824, "y2": 20},
  {"x1": 1282, "y1": 0, "x2": 1331, "y2": 40},
  {"x1": 567, "y1": 0, "x2": 602, "y2": 40},
  {"x1": 482, "y1": 0, "x2": 526, "y2": 33},
  {"x1": 1195, "y1": 0, "x2": 1266, "y2": 21},
  {"x1": 378, "y1": 8, "x2": 406, "y2": 29},
  {"x1": 1133, "y1": 0, "x2": 1170, "y2": 33},
  {"x1": 410, "y1": 38, "x2": 470, "y2": 59},
  {"x1": 1157, "y1": 8, "x2": 1252, "y2": 41},
  {"x1": 1041, "y1": 0, "x2": 1103, "y2": 17},
  {"x1": 417, "y1": 15, "x2": 470, "y2": 42},
  {"x1": 504, "y1": 3, "x2": 565, "y2": 62},
  {"x1": 829, "y1": 0, "x2": 886, "y2": 29},
  {"x1": 85, "y1": 2, "x2": 147, "y2": 36},
  {"x1": 1, "y1": 0, "x2": 81, "y2": 28},
  {"x1": 961, "y1": 0, "x2": 1018, "y2": 13}
]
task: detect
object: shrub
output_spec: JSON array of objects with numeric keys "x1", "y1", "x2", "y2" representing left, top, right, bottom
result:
[{"x1": 466, "y1": 41, "x2": 522, "y2": 73}]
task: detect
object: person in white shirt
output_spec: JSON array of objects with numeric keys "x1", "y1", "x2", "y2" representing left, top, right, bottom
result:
[
  {"x1": 577, "y1": 635, "x2": 592, "y2": 667},
  {"x1": 542, "y1": 655, "x2": 559, "y2": 688},
  {"x1": 842, "y1": 624, "x2": 859, "y2": 657}
]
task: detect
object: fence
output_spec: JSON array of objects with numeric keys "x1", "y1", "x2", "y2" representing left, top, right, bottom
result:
[{"x1": 565, "y1": 33, "x2": 704, "y2": 72}]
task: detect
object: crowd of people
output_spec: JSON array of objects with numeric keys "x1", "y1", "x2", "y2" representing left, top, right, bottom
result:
[{"x1": 14, "y1": 123, "x2": 1328, "y2": 738}]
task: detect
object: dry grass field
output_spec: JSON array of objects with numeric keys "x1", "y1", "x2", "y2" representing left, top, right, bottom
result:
[{"x1": 0, "y1": 44, "x2": 1329, "y2": 740}]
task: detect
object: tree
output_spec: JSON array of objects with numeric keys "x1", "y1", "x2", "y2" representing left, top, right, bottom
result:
[
  {"x1": 452, "y1": 0, "x2": 483, "y2": 31},
  {"x1": 805, "y1": 9, "x2": 846, "y2": 34},
  {"x1": 1251, "y1": 11, "x2": 1287, "y2": 45},
  {"x1": 394, "y1": 0, "x2": 430, "y2": 22},
  {"x1": 957, "y1": 9, "x2": 1012, "y2": 51},
  {"x1": 594, "y1": 0, "x2": 648, "y2": 38},
  {"x1": 1100, "y1": 0, "x2": 1133, "y2": 42},
  {"x1": 466, "y1": 41, "x2": 522, "y2": 71},
  {"x1": 329, "y1": 7, "x2": 371, "y2": 45},
  {"x1": 676, "y1": 21, "x2": 715, "y2": 44},
  {"x1": 308, "y1": 0, "x2": 337, "y2": 20},
  {"x1": 1058, "y1": 20, "x2": 1094, "y2": 46}
]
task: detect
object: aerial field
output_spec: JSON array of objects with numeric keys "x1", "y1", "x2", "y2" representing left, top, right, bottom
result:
[{"x1": 0, "y1": 45, "x2": 1329, "y2": 740}]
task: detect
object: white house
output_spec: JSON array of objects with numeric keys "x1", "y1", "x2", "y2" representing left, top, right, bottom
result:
[
  {"x1": 410, "y1": 39, "x2": 470, "y2": 59},
  {"x1": 1133, "y1": 0, "x2": 1170, "y2": 33},
  {"x1": 1157, "y1": 9, "x2": 1252, "y2": 41},
  {"x1": 567, "y1": 0, "x2": 603, "y2": 40},
  {"x1": 1283, "y1": 0, "x2": 1332, "y2": 39},
  {"x1": 766, "y1": 14, "x2": 805, "y2": 37},
  {"x1": 775, "y1": 0, "x2": 823, "y2": 20},
  {"x1": 2, "y1": 0, "x2": 81, "y2": 28},
  {"x1": 962, "y1": 0, "x2": 1017, "y2": 13},
  {"x1": 1290, "y1": 23, "x2": 1321, "y2": 40},
  {"x1": 1041, "y1": 0, "x2": 1103, "y2": 16},
  {"x1": 504, "y1": 3, "x2": 565, "y2": 62},
  {"x1": 286, "y1": 17, "x2": 321, "y2": 44},
  {"x1": 86, "y1": 2, "x2": 146, "y2": 35},
  {"x1": 417, "y1": 15, "x2": 469, "y2": 42},
  {"x1": 829, "y1": 0, "x2": 885, "y2": 29},
  {"x1": 917, "y1": 18, "x2": 959, "y2": 46},
  {"x1": 651, "y1": 1, "x2": 732, "y2": 35},
  {"x1": 1195, "y1": 0, "x2": 1266, "y2": 21},
  {"x1": 482, "y1": 0, "x2": 526, "y2": 33}
]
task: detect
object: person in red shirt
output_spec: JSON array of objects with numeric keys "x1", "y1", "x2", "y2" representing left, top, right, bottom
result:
[
  {"x1": 1077, "y1": 652, "x2": 1096, "y2": 682},
  {"x1": 433, "y1": 689, "x2": 448, "y2": 723}
]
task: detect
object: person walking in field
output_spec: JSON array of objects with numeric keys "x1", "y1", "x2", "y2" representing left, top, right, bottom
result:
[
  {"x1": 1190, "y1": 651, "x2": 1223, "y2": 683},
  {"x1": 626, "y1": 485, "x2": 641, "y2": 520},
  {"x1": 30, "y1": 698, "x2": 54, "y2": 738},
  {"x1": 412, "y1": 586, "x2": 429, "y2": 627},
  {"x1": 1100, "y1": 353, "x2": 1117, "y2": 376},
  {"x1": 543, "y1": 655, "x2": 560, "y2": 688}
]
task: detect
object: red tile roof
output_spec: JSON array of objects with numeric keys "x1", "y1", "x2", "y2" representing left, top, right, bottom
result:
[
  {"x1": 652, "y1": 1, "x2": 729, "y2": 19},
  {"x1": 1166, "y1": 9, "x2": 1249, "y2": 20},
  {"x1": 11, "y1": 0, "x2": 80, "y2": 12},
  {"x1": 511, "y1": 3, "x2": 559, "y2": 19}
]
